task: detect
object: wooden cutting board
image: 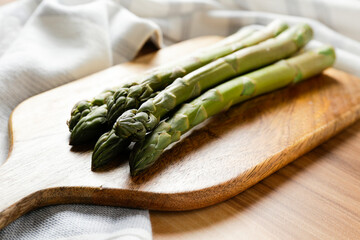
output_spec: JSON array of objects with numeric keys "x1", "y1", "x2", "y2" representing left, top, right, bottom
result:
[{"x1": 1, "y1": 36, "x2": 360, "y2": 229}]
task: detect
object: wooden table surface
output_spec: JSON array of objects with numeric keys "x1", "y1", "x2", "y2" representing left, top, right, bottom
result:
[
  {"x1": 151, "y1": 121, "x2": 360, "y2": 239},
  {"x1": 2, "y1": 1, "x2": 360, "y2": 238}
]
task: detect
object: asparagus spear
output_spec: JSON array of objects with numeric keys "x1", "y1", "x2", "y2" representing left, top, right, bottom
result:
[
  {"x1": 68, "y1": 89, "x2": 114, "y2": 145},
  {"x1": 68, "y1": 28, "x2": 256, "y2": 145},
  {"x1": 92, "y1": 23, "x2": 313, "y2": 169},
  {"x1": 106, "y1": 20, "x2": 288, "y2": 123},
  {"x1": 70, "y1": 20, "x2": 288, "y2": 145},
  {"x1": 130, "y1": 46, "x2": 336, "y2": 175}
]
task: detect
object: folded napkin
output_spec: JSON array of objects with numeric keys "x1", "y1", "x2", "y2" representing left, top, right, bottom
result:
[
  {"x1": 1, "y1": 0, "x2": 360, "y2": 239},
  {"x1": 0, "y1": 0, "x2": 160, "y2": 239}
]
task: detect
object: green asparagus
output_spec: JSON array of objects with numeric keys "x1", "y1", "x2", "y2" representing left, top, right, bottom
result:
[
  {"x1": 91, "y1": 130, "x2": 130, "y2": 170},
  {"x1": 106, "y1": 20, "x2": 288, "y2": 124},
  {"x1": 130, "y1": 45, "x2": 336, "y2": 175},
  {"x1": 68, "y1": 89, "x2": 114, "y2": 131},
  {"x1": 92, "y1": 23, "x2": 313, "y2": 169},
  {"x1": 70, "y1": 20, "x2": 288, "y2": 145},
  {"x1": 69, "y1": 28, "x2": 256, "y2": 145},
  {"x1": 68, "y1": 89, "x2": 115, "y2": 145}
]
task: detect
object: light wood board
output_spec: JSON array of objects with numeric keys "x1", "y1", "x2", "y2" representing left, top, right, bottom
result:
[{"x1": 1, "y1": 36, "x2": 360, "y2": 229}]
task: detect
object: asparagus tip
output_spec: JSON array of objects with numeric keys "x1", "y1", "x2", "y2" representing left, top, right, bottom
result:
[{"x1": 91, "y1": 162, "x2": 99, "y2": 171}]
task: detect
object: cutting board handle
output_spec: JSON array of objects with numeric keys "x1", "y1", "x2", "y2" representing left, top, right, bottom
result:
[{"x1": 0, "y1": 157, "x2": 48, "y2": 229}]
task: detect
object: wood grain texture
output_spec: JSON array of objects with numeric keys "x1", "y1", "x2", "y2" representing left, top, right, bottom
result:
[
  {"x1": 151, "y1": 120, "x2": 360, "y2": 239},
  {"x1": 1, "y1": 36, "x2": 360, "y2": 230}
]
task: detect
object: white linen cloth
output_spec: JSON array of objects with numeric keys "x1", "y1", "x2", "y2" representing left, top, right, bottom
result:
[{"x1": 1, "y1": 0, "x2": 360, "y2": 239}]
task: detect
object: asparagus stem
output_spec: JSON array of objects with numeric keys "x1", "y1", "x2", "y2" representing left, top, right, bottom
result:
[
  {"x1": 70, "y1": 20, "x2": 288, "y2": 145},
  {"x1": 69, "y1": 28, "x2": 256, "y2": 145},
  {"x1": 117, "y1": 24, "x2": 313, "y2": 139},
  {"x1": 130, "y1": 45, "x2": 336, "y2": 175},
  {"x1": 107, "y1": 20, "x2": 288, "y2": 124},
  {"x1": 92, "y1": 23, "x2": 313, "y2": 169}
]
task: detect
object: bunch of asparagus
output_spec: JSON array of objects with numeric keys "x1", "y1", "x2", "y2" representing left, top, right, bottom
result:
[
  {"x1": 68, "y1": 20, "x2": 288, "y2": 144},
  {"x1": 67, "y1": 20, "x2": 336, "y2": 176}
]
